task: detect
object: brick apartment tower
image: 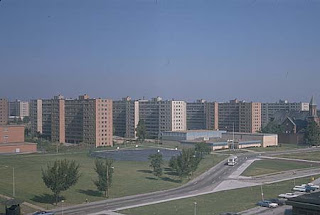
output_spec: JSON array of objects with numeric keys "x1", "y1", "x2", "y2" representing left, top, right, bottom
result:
[
  {"x1": 30, "y1": 95, "x2": 113, "y2": 147},
  {"x1": 0, "y1": 98, "x2": 9, "y2": 125}
]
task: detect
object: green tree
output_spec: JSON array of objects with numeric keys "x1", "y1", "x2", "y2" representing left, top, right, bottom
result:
[
  {"x1": 261, "y1": 121, "x2": 285, "y2": 134},
  {"x1": 305, "y1": 121, "x2": 320, "y2": 146},
  {"x1": 42, "y1": 159, "x2": 80, "y2": 204},
  {"x1": 169, "y1": 148, "x2": 200, "y2": 179},
  {"x1": 94, "y1": 158, "x2": 114, "y2": 197},
  {"x1": 136, "y1": 120, "x2": 146, "y2": 143},
  {"x1": 195, "y1": 142, "x2": 211, "y2": 158},
  {"x1": 149, "y1": 152, "x2": 163, "y2": 177}
]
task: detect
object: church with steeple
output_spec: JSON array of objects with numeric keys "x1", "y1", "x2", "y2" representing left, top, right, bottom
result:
[
  {"x1": 273, "y1": 96, "x2": 320, "y2": 144},
  {"x1": 308, "y1": 96, "x2": 320, "y2": 125}
]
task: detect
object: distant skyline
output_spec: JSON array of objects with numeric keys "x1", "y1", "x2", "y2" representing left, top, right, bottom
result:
[{"x1": 0, "y1": 0, "x2": 319, "y2": 103}]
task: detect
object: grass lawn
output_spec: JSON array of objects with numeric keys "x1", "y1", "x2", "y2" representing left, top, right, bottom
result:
[
  {"x1": 119, "y1": 175, "x2": 318, "y2": 215},
  {"x1": 0, "y1": 152, "x2": 227, "y2": 212},
  {"x1": 246, "y1": 143, "x2": 306, "y2": 152},
  {"x1": 241, "y1": 159, "x2": 317, "y2": 177},
  {"x1": 275, "y1": 151, "x2": 320, "y2": 161}
]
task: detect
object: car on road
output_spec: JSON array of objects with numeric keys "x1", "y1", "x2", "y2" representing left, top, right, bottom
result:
[
  {"x1": 33, "y1": 211, "x2": 55, "y2": 215},
  {"x1": 257, "y1": 200, "x2": 278, "y2": 208},
  {"x1": 268, "y1": 198, "x2": 286, "y2": 206},
  {"x1": 293, "y1": 185, "x2": 316, "y2": 192},
  {"x1": 307, "y1": 183, "x2": 320, "y2": 189},
  {"x1": 278, "y1": 193, "x2": 299, "y2": 199}
]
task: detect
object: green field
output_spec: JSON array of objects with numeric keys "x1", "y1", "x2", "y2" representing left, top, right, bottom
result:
[
  {"x1": 0, "y1": 152, "x2": 227, "y2": 212},
  {"x1": 275, "y1": 150, "x2": 320, "y2": 161},
  {"x1": 241, "y1": 159, "x2": 317, "y2": 176},
  {"x1": 119, "y1": 175, "x2": 318, "y2": 215}
]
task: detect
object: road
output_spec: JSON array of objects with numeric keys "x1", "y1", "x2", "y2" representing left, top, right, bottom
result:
[{"x1": 53, "y1": 147, "x2": 320, "y2": 215}]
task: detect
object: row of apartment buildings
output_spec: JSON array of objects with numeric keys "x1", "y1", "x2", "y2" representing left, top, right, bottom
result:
[
  {"x1": 113, "y1": 97, "x2": 309, "y2": 139},
  {"x1": 0, "y1": 95, "x2": 310, "y2": 147}
]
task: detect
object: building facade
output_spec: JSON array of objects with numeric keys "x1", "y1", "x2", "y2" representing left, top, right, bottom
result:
[
  {"x1": 0, "y1": 98, "x2": 9, "y2": 125},
  {"x1": 218, "y1": 99, "x2": 262, "y2": 133},
  {"x1": 261, "y1": 100, "x2": 309, "y2": 126},
  {"x1": 30, "y1": 94, "x2": 113, "y2": 147},
  {"x1": 9, "y1": 100, "x2": 29, "y2": 119},
  {"x1": 186, "y1": 99, "x2": 218, "y2": 130},
  {"x1": 113, "y1": 97, "x2": 139, "y2": 138}
]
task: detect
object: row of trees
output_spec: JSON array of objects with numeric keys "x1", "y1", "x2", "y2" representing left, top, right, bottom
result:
[
  {"x1": 148, "y1": 142, "x2": 211, "y2": 179},
  {"x1": 42, "y1": 158, "x2": 114, "y2": 204}
]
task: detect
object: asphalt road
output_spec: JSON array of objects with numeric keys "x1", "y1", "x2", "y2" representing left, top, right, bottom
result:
[{"x1": 53, "y1": 147, "x2": 320, "y2": 215}]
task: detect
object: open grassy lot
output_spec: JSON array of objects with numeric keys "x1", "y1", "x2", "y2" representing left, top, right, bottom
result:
[
  {"x1": 275, "y1": 150, "x2": 320, "y2": 161},
  {"x1": 246, "y1": 143, "x2": 306, "y2": 152},
  {"x1": 119, "y1": 175, "x2": 318, "y2": 215},
  {"x1": 241, "y1": 159, "x2": 317, "y2": 177},
  {"x1": 0, "y1": 152, "x2": 227, "y2": 211}
]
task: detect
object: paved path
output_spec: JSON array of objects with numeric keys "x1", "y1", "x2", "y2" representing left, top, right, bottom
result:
[{"x1": 260, "y1": 155, "x2": 320, "y2": 164}]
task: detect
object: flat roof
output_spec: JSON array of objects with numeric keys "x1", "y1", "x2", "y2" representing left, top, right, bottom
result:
[
  {"x1": 0, "y1": 142, "x2": 37, "y2": 146},
  {"x1": 162, "y1": 130, "x2": 225, "y2": 134},
  {"x1": 224, "y1": 132, "x2": 277, "y2": 136}
]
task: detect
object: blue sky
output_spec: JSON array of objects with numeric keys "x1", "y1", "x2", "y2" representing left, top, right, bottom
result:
[{"x1": 0, "y1": 0, "x2": 319, "y2": 103}]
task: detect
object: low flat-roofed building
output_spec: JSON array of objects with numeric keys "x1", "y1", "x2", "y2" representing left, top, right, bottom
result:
[
  {"x1": 0, "y1": 125, "x2": 37, "y2": 154},
  {"x1": 222, "y1": 132, "x2": 278, "y2": 147},
  {"x1": 286, "y1": 192, "x2": 320, "y2": 215},
  {"x1": 160, "y1": 130, "x2": 225, "y2": 141}
]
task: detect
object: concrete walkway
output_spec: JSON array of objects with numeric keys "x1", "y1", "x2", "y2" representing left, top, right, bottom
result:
[{"x1": 260, "y1": 155, "x2": 320, "y2": 164}]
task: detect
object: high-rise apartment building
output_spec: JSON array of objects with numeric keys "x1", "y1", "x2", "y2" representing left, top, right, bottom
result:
[
  {"x1": 186, "y1": 99, "x2": 218, "y2": 130},
  {"x1": 9, "y1": 100, "x2": 29, "y2": 119},
  {"x1": 30, "y1": 94, "x2": 113, "y2": 147},
  {"x1": 113, "y1": 97, "x2": 139, "y2": 138},
  {"x1": 239, "y1": 102, "x2": 261, "y2": 133},
  {"x1": 0, "y1": 98, "x2": 9, "y2": 125},
  {"x1": 138, "y1": 97, "x2": 162, "y2": 139},
  {"x1": 261, "y1": 100, "x2": 309, "y2": 126},
  {"x1": 30, "y1": 99, "x2": 42, "y2": 134},
  {"x1": 113, "y1": 97, "x2": 187, "y2": 139},
  {"x1": 159, "y1": 100, "x2": 186, "y2": 132},
  {"x1": 218, "y1": 99, "x2": 261, "y2": 133}
]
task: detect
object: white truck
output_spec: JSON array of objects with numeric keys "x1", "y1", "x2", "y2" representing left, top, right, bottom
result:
[{"x1": 227, "y1": 156, "x2": 238, "y2": 166}]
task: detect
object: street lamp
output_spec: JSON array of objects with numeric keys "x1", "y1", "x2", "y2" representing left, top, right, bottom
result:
[
  {"x1": 61, "y1": 200, "x2": 64, "y2": 215},
  {"x1": 194, "y1": 202, "x2": 197, "y2": 215}
]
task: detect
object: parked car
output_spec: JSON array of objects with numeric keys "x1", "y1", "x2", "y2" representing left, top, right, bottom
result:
[
  {"x1": 268, "y1": 198, "x2": 286, "y2": 206},
  {"x1": 33, "y1": 211, "x2": 55, "y2": 215},
  {"x1": 307, "y1": 183, "x2": 320, "y2": 189},
  {"x1": 257, "y1": 200, "x2": 278, "y2": 208},
  {"x1": 278, "y1": 193, "x2": 298, "y2": 199},
  {"x1": 293, "y1": 186, "x2": 307, "y2": 192}
]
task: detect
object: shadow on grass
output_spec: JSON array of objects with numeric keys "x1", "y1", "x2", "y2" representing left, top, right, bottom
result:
[
  {"x1": 78, "y1": 189, "x2": 103, "y2": 197},
  {"x1": 31, "y1": 193, "x2": 63, "y2": 204},
  {"x1": 161, "y1": 177, "x2": 181, "y2": 183},
  {"x1": 137, "y1": 169, "x2": 152, "y2": 174},
  {"x1": 145, "y1": 176, "x2": 158, "y2": 180}
]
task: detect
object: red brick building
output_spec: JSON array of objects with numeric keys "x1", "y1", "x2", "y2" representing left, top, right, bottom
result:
[{"x1": 0, "y1": 125, "x2": 37, "y2": 154}]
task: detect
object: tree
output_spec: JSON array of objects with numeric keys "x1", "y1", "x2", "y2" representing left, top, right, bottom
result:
[
  {"x1": 94, "y1": 158, "x2": 114, "y2": 197},
  {"x1": 169, "y1": 148, "x2": 200, "y2": 179},
  {"x1": 149, "y1": 152, "x2": 163, "y2": 177},
  {"x1": 42, "y1": 159, "x2": 80, "y2": 204},
  {"x1": 136, "y1": 120, "x2": 146, "y2": 143},
  {"x1": 195, "y1": 142, "x2": 211, "y2": 158},
  {"x1": 305, "y1": 121, "x2": 320, "y2": 146},
  {"x1": 261, "y1": 121, "x2": 285, "y2": 134}
]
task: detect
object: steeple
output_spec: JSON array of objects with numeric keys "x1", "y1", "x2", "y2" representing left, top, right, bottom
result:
[{"x1": 309, "y1": 96, "x2": 317, "y2": 117}]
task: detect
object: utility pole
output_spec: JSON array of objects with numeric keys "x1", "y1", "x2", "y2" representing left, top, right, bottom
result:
[
  {"x1": 260, "y1": 184, "x2": 264, "y2": 201},
  {"x1": 194, "y1": 202, "x2": 197, "y2": 215},
  {"x1": 13, "y1": 167, "x2": 15, "y2": 197}
]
